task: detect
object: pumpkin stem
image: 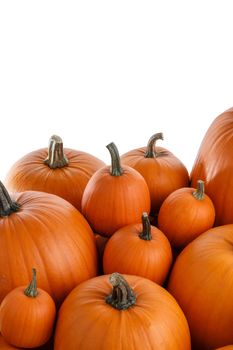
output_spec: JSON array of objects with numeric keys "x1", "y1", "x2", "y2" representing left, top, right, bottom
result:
[
  {"x1": 24, "y1": 268, "x2": 38, "y2": 298},
  {"x1": 139, "y1": 212, "x2": 152, "y2": 240},
  {"x1": 106, "y1": 142, "x2": 123, "y2": 176},
  {"x1": 0, "y1": 181, "x2": 20, "y2": 217},
  {"x1": 44, "y1": 135, "x2": 69, "y2": 169},
  {"x1": 106, "y1": 272, "x2": 136, "y2": 310},
  {"x1": 193, "y1": 180, "x2": 205, "y2": 200},
  {"x1": 145, "y1": 132, "x2": 164, "y2": 158}
]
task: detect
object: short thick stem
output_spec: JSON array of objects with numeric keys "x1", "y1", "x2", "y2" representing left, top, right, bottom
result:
[
  {"x1": 139, "y1": 212, "x2": 152, "y2": 240},
  {"x1": 44, "y1": 135, "x2": 69, "y2": 169},
  {"x1": 24, "y1": 268, "x2": 38, "y2": 298},
  {"x1": 106, "y1": 272, "x2": 136, "y2": 310},
  {"x1": 193, "y1": 180, "x2": 205, "y2": 200},
  {"x1": 0, "y1": 181, "x2": 20, "y2": 217},
  {"x1": 106, "y1": 142, "x2": 123, "y2": 176},
  {"x1": 145, "y1": 132, "x2": 164, "y2": 158}
]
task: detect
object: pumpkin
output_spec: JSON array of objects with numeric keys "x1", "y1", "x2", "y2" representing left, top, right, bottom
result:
[
  {"x1": 103, "y1": 212, "x2": 172, "y2": 285},
  {"x1": 120, "y1": 132, "x2": 190, "y2": 216},
  {"x1": 167, "y1": 224, "x2": 233, "y2": 349},
  {"x1": 0, "y1": 268, "x2": 56, "y2": 348},
  {"x1": 81, "y1": 142, "x2": 151, "y2": 236},
  {"x1": 0, "y1": 181, "x2": 98, "y2": 305},
  {"x1": 157, "y1": 180, "x2": 215, "y2": 248},
  {"x1": 191, "y1": 107, "x2": 233, "y2": 226},
  {"x1": 4, "y1": 135, "x2": 105, "y2": 211},
  {"x1": 54, "y1": 272, "x2": 191, "y2": 350}
]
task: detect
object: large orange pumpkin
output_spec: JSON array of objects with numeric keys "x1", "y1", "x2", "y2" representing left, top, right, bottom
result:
[
  {"x1": 0, "y1": 181, "x2": 98, "y2": 305},
  {"x1": 5, "y1": 135, "x2": 105, "y2": 211},
  {"x1": 81, "y1": 142, "x2": 151, "y2": 236},
  {"x1": 168, "y1": 224, "x2": 233, "y2": 349},
  {"x1": 121, "y1": 132, "x2": 190, "y2": 216},
  {"x1": 191, "y1": 107, "x2": 233, "y2": 226},
  {"x1": 54, "y1": 272, "x2": 191, "y2": 349}
]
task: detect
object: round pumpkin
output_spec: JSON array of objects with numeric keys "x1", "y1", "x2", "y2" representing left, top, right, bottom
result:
[
  {"x1": 5, "y1": 135, "x2": 105, "y2": 211},
  {"x1": 0, "y1": 268, "x2": 56, "y2": 348},
  {"x1": 158, "y1": 180, "x2": 215, "y2": 248},
  {"x1": 120, "y1": 132, "x2": 190, "y2": 215},
  {"x1": 0, "y1": 181, "x2": 98, "y2": 305},
  {"x1": 54, "y1": 272, "x2": 191, "y2": 349},
  {"x1": 103, "y1": 212, "x2": 172, "y2": 285},
  {"x1": 81, "y1": 142, "x2": 151, "y2": 236},
  {"x1": 168, "y1": 224, "x2": 233, "y2": 349}
]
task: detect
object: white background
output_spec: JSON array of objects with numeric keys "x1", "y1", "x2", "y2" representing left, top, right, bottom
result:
[{"x1": 1, "y1": 1, "x2": 233, "y2": 180}]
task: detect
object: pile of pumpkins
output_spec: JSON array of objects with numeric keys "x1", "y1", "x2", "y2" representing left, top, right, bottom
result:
[{"x1": 0, "y1": 108, "x2": 233, "y2": 350}]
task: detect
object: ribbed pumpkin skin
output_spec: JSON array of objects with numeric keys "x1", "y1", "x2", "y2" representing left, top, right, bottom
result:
[
  {"x1": 157, "y1": 186, "x2": 215, "y2": 248},
  {"x1": 81, "y1": 165, "x2": 151, "y2": 236},
  {"x1": 0, "y1": 334, "x2": 20, "y2": 349},
  {"x1": 0, "y1": 191, "x2": 98, "y2": 305},
  {"x1": 103, "y1": 223, "x2": 172, "y2": 285},
  {"x1": 5, "y1": 148, "x2": 105, "y2": 211},
  {"x1": 54, "y1": 274, "x2": 191, "y2": 350},
  {"x1": 191, "y1": 107, "x2": 233, "y2": 226},
  {"x1": 0, "y1": 286, "x2": 56, "y2": 348},
  {"x1": 167, "y1": 225, "x2": 233, "y2": 350},
  {"x1": 121, "y1": 146, "x2": 189, "y2": 214}
]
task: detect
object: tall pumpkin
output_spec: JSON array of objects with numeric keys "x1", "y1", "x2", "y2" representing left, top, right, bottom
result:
[
  {"x1": 191, "y1": 107, "x2": 233, "y2": 226},
  {"x1": 54, "y1": 273, "x2": 191, "y2": 350},
  {"x1": 0, "y1": 181, "x2": 98, "y2": 305},
  {"x1": 5, "y1": 135, "x2": 105, "y2": 211}
]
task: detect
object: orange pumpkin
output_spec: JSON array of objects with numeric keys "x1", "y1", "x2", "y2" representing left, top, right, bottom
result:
[
  {"x1": 54, "y1": 272, "x2": 191, "y2": 349},
  {"x1": 103, "y1": 212, "x2": 172, "y2": 285},
  {"x1": 191, "y1": 107, "x2": 233, "y2": 226},
  {"x1": 5, "y1": 135, "x2": 105, "y2": 211},
  {"x1": 158, "y1": 180, "x2": 215, "y2": 248},
  {"x1": 0, "y1": 268, "x2": 56, "y2": 348},
  {"x1": 168, "y1": 224, "x2": 233, "y2": 349},
  {"x1": 121, "y1": 132, "x2": 190, "y2": 215},
  {"x1": 81, "y1": 142, "x2": 151, "y2": 236},
  {"x1": 0, "y1": 181, "x2": 98, "y2": 305}
]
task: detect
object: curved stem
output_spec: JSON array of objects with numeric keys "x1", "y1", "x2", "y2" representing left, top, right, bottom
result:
[
  {"x1": 44, "y1": 135, "x2": 69, "y2": 169},
  {"x1": 145, "y1": 132, "x2": 164, "y2": 158},
  {"x1": 139, "y1": 212, "x2": 152, "y2": 240},
  {"x1": 193, "y1": 180, "x2": 205, "y2": 200},
  {"x1": 106, "y1": 272, "x2": 136, "y2": 310},
  {"x1": 24, "y1": 268, "x2": 38, "y2": 298},
  {"x1": 106, "y1": 142, "x2": 123, "y2": 176},
  {"x1": 0, "y1": 181, "x2": 20, "y2": 217}
]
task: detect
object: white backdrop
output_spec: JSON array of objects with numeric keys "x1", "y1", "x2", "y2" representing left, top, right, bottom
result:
[{"x1": 1, "y1": 1, "x2": 233, "y2": 180}]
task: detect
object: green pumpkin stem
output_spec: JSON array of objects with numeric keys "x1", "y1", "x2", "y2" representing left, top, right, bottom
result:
[
  {"x1": 106, "y1": 272, "x2": 136, "y2": 310},
  {"x1": 193, "y1": 180, "x2": 205, "y2": 200},
  {"x1": 139, "y1": 212, "x2": 152, "y2": 240},
  {"x1": 0, "y1": 181, "x2": 20, "y2": 217},
  {"x1": 145, "y1": 132, "x2": 164, "y2": 158},
  {"x1": 44, "y1": 135, "x2": 69, "y2": 169},
  {"x1": 106, "y1": 142, "x2": 123, "y2": 176},
  {"x1": 24, "y1": 268, "x2": 38, "y2": 298}
]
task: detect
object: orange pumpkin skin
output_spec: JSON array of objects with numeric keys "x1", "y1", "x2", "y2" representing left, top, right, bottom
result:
[
  {"x1": 0, "y1": 334, "x2": 21, "y2": 349},
  {"x1": 168, "y1": 225, "x2": 233, "y2": 349},
  {"x1": 191, "y1": 108, "x2": 233, "y2": 226},
  {"x1": 54, "y1": 274, "x2": 191, "y2": 350},
  {"x1": 0, "y1": 188, "x2": 98, "y2": 305},
  {"x1": 5, "y1": 137, "x2": 105, "y2": 212},
  {"x1": 103, "y1": 214, "x2": 172, "y2": 285},
  {"x1": 157, "y1": 181, "x2": 215, "y2": 248},
  {"x1": 121, "y1": 133, "x2": 190, "y2": 215}
]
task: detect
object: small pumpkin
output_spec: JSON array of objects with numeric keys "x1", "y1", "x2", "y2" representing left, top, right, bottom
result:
[
  {"x1": 54, "y1": 272, "x2": 191, "y2": 350},
  {"x1": 103, "y1": 212, "x2": 172, "y2": 285},
  {"x1": 5, "y1": 135, "x2": 105, "y2": 211},
  {"x1": 158, "y1": 180, "x2": 215, "y2": 248},
  {"x1": 121, "y1": 132, "x2": 190, "y2": 216},
  {"x1": 81, "y1": 142, "x2": 151, "y2": 236},
  {"x1": 0, "y1": 268, "x2": 56, "y2": 348}
]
